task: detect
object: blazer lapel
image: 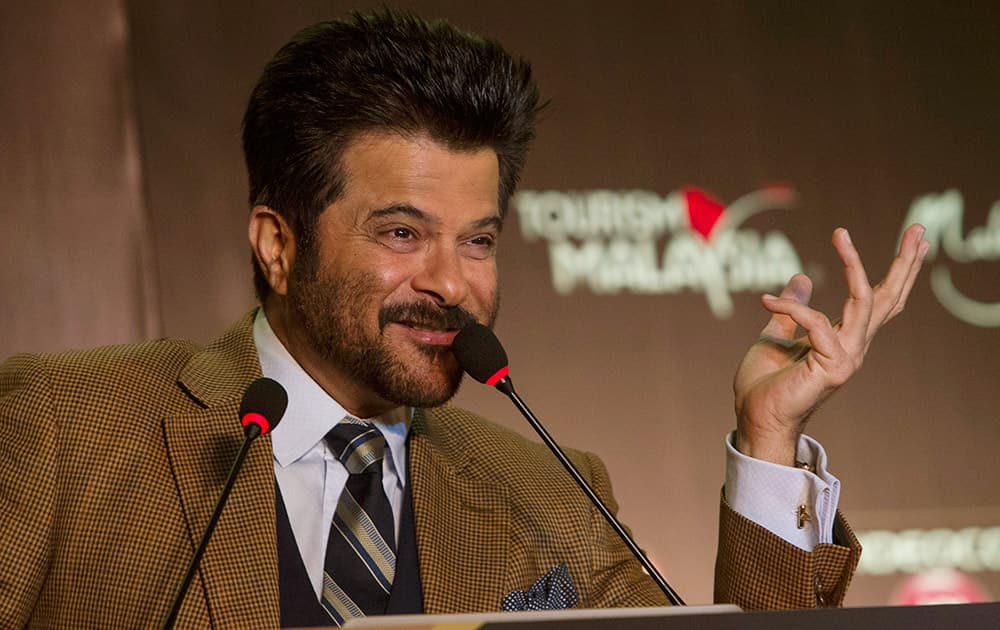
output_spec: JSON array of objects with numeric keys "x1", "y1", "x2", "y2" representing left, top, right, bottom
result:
[
  {"x1": 160, "y1": 312, "x2": 281, "y2": 626},
  {"x1": 409, "y1": 408, "x2": 510, "y2": 614}
]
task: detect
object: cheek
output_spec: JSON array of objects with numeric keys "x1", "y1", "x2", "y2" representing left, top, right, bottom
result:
[
  {"x1": 342, "y1": 248, "x2": 412, "y2": 295},
  {"x1": 377, "y1": 259, "x2": 424, "y2": 303},
  {"x1": 467, "y1": 263, "x2": 499, "y2": 306}
]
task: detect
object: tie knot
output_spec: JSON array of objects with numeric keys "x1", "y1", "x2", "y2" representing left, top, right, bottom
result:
[{"x1": 326, "y1": 420, "x2": 386, "y2": 474}]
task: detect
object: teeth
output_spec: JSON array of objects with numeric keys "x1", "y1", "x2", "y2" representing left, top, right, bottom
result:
[{"x1": 407, "y1": 323, "x2": 443, "y2": 332}]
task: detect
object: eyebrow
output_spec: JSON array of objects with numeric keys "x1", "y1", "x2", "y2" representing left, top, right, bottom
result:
[
  {"x1": 473, "y1": 215, "x2": 504, "y2": 233},
  {"x1": 367, "y1": 203, "x2": 504, "y2": 232},
  {"x1": 368, "y1": 203, "x2": 427, "y2": 222}
]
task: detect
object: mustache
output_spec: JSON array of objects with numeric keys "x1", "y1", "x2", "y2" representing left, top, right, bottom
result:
[{"x1": 378, "y1": 301, "x2": 479, "y2": 333}]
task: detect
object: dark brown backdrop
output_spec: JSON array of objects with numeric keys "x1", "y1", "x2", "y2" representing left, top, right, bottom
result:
[{"x1": 2, "y1": 0, "x2": 998, "y2": 606}]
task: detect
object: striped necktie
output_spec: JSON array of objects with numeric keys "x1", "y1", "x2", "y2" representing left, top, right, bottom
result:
[{"x1": 321, "y1": 420, "x2": 396, "y2": 625}]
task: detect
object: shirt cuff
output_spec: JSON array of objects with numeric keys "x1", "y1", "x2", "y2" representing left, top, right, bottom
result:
[{"x1": 724, "y1": 431, "x2": 840, "y2": 551}]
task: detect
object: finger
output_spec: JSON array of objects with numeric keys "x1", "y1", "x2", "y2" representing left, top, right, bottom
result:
[
  {"x1": 888, "y1": 234, "x2": 930, "y2": 322},
  {"x1": 870, "y1": 224, "x2": 925, "y2": 327},
  {"x1": 760, "y1": 274, "x2": 813, "y2": 340},
  {"x1": 761, "y1": 294, "x2": 840, "y2": 359},
  {"x1": 833, "y1": 228, "x2": 873, "y2": 350},
  {"x1": 892, "y1": 241, "x2": 931, "y2": 317},
  {"x1": 877, "y1": 225, "x2": 923, "y2": 312}
]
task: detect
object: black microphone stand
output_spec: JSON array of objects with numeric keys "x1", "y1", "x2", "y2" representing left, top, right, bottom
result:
[
  {"x1": 493, "y1": 375, "x2": 686, "y2": 607},
  {"x1": 160, "y1": 424, "x2": 263, "y2": 629}
]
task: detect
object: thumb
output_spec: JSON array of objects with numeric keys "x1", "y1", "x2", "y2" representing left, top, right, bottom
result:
[{"x1": 760, "y1": 273, "x2": 814, "y2": 339}]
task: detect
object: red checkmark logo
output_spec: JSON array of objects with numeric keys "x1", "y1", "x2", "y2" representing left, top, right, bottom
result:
[{"x1": 684, "y1": 187, "x2": 726, "y2": 240}]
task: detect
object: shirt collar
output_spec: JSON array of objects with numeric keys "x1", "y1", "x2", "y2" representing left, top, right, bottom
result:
[{"x1": 252, "y1": 309, "x2": 409, "y2": 483}]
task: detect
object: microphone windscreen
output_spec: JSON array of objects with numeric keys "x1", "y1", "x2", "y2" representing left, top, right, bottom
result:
[
  {"x1": 452, "y1": 322, "x2": 508, "y2": 384},
  {"x1": 239, "y1": 377, "x2": 288, "y2": 435}
]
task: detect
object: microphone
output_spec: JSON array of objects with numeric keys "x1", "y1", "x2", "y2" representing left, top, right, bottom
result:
[
  {"x1": 161, "y1": 377, "x2": 288, "y2": 629},
  {"x1": 450, "y1": 320, "x2": 512, "y2": 393},
  {"x1": 452, "y1": 324, "x2": 685, "y2": 607},
  {"x1": 239, "y1": 376, "x2": 288, "y2": 438}
]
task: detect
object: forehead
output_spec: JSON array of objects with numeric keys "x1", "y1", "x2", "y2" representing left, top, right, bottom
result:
[{"x1": 337, "y1": 131, "x2": 501, "y2": 221}]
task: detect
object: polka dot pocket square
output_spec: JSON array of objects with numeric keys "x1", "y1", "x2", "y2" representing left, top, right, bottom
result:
[{"x1": 502, "y1": 564, "x2": 579, "y2": 611}]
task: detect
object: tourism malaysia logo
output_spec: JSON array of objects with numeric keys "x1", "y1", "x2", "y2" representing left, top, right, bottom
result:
[
  {"x1": 899, "y1": 190, "x2": 1000, "y2": 327},
  {"x1": 514, "y1": 186, "x2": 803, "y2": 318}
]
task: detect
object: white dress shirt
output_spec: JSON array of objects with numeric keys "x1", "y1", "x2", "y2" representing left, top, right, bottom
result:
[
  {"x1": 253, "y1": 310, "x2": 840, "y2": 599},
  {"x1": 725, "y1": 432, "x2": 841, "y2": 550},
  {"x1": 255, "y1": 312, "x2": 409, "y2": 598}
]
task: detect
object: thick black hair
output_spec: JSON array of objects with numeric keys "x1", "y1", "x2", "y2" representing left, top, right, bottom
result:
[{"x1": 242, "y1": 10, "x2": 542, "y2": 301}]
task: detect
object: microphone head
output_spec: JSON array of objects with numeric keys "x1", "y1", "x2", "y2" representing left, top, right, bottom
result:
[
  {"x1": 452, "y1": 322, "x2": 510, "y2": 387},
  {"x1": 239, "y1": 377, "x2": 288, "y2": 436}
]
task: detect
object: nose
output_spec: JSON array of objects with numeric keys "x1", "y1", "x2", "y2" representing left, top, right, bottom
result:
[{"x1": 411, "y1": 244, "x2": 470, "y2": 307}]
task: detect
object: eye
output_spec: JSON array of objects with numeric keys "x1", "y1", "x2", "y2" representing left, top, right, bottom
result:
[
  {"x1": 463, "y1": 234, "x2": 497, "y2": 259},
  {"x1": 376, "y1": 225, "x2": 422, "y2": 252}
]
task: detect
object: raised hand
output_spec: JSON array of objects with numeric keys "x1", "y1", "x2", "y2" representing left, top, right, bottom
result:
[{"x1": 733, "y1": 224, "x2": 930, "y2": 466}]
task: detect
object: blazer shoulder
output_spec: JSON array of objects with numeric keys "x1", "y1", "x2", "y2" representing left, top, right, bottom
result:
[
  {"x1": 0, "y1": 337, "x2": 207, "y2": 425},
  {"x1": 3, "y1": 336, "x2": 198, "y2": 390},
  {"x1": 0, "y1": 310, "x2": 259, "y2": 417}
]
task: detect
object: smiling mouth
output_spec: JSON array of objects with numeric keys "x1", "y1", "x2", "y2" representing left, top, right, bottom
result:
[
  {"x1": 398, "y1": 319, "x2": 454, "y2": 331},
  {"x1": 393, "y1": 321, "x2": 459, "y2": 345}
]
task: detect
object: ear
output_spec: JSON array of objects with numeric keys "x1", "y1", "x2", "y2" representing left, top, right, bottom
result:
[{"x1": 248, "y1": 206, "x2": 295, "y2": 297}]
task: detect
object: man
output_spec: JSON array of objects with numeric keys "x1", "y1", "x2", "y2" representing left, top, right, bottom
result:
[{"x1": 0, "y1": 11, "x2": 928, "y2": 628}]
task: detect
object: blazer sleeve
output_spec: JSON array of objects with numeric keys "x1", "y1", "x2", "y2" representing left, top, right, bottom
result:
[
  {"x1": 0, "y1": 354, "x2": 58, "y2": 627},
  {"x1": 574, "y1": 450, "x2": 861, "y2": 610},
  {"x1": 714, "y1": 491, "x2": 861, "y2": 609}
]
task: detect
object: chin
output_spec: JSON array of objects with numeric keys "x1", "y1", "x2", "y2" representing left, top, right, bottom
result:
[
  {"x1": 380, "y1": 355, "x2": 463, "y2": 408},
  {"x1": 380, "y1": 378, "x2": 462, "y2": 409}
]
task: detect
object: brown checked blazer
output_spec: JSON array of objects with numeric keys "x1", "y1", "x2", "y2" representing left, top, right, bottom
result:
[{"x1": 0, "y1": 313, "x2": 860, "y2": 628}]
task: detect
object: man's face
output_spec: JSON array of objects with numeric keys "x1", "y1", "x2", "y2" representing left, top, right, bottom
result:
[{"x1": 286, "y1": 132, "x2": 501, "y2": 410}]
